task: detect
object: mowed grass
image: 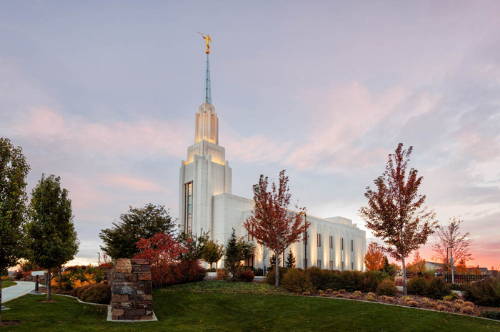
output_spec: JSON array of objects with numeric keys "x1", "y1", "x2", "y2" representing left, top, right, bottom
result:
[
  {"x1": 2, "y1": 281, "x2": 500, "y2": 331},
  {"x1": 1, "y1": 280, "x2": 17, "y2": 288}
]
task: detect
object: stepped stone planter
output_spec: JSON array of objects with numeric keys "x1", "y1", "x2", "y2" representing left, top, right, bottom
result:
[{"x1": 109, "y1": 258, "x2": 156, "y2": 321}]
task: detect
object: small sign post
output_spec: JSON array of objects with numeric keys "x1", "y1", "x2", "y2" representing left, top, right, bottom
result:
[{"x1": 31, "y1": 270, "x2": 46, "y2": 293}]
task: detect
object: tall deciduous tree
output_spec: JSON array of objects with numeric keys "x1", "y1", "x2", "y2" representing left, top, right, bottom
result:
[
  {"x1": 364, "y1": 242, "x2": 385, "y2": 271},
  {"x1": 244, "y1": 170, "x2": 309, "y2": 287},
  {"x1": 26, "y1": 174, "x2": 79, "y2": 301},
  {"x1": 99, "y1": 204, "x2": 175, "y2": 259},
  {"x1": 0, "y1": 138, "x2": 30, "y2": 321},
  {"x1": 360, "y1": 143, "x2": 437, "y2": 295},
  {"x1": 433, "y1": 217, "x2": 472, "y2": 272},
  {"x1": 202, "y1": 240, "x2": 224, "y2": 269}
]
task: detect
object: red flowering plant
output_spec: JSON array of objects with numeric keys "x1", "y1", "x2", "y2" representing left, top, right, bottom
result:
[{"x1": 133, "y1": 233, "x2": 188, "y2": 287}]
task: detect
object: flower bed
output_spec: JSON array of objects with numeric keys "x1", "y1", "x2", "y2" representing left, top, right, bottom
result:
[{"x1": 309, "y1": 289, "x2": 481, "y2": 317}]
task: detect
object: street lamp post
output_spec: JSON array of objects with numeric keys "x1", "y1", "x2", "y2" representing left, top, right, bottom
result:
[{"x1": 303, "y1": 212, "x2": 308, "y2": 269}]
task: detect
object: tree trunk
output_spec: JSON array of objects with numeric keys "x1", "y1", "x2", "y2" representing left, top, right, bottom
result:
[
  {"x1": 274, "y1": 254, "x2": 280, "y2": 287},
  {"x1": 0, "y1": 278, "x2": 3, "y2": 322},
  {"x1": 47, "y1": 268, "x2": 52, "y2": 301},
  {"x1": 401, "y1": 257, "x2": 407, "y2": 295}
]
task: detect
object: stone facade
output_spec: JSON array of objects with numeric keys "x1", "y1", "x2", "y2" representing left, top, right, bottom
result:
[{"x1": 110, "y1": 258, "x2": 154, "y2": 321}]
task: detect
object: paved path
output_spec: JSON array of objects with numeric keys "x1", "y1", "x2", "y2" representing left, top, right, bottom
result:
[{"x1": 2, "y1": 281, "x2": 36, "y2": 304}]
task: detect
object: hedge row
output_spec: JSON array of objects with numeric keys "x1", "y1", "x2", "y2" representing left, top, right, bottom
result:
[{"x1": 267, "y1": 268, "x2": 396, "y2": 295}]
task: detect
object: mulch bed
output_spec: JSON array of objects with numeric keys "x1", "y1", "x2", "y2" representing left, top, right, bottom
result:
[{"x1": 304, "y1": 289, "x2": 482, "y2": 317}]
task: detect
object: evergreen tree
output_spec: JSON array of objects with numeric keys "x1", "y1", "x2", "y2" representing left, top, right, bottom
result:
[
  {"x1": 224, "y1": 229, "x2": 254, "y2": 280},
  {"x1": 286, "y1": 251, "x2": 296, "y2": 268},
  {"x1": 26, "y1": 174, "x2": 78, "y2": 301},
  {"x1": 0, "y1": 138, "x2": 30, "y2": 320},
  {"x1": 99, "y1": 204, "x2": 175, "y2": 259}
]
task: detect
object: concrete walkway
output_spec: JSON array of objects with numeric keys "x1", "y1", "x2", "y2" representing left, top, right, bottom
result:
[{"x1": 2, "y1": 281, "x2": 36, "y2": 304}]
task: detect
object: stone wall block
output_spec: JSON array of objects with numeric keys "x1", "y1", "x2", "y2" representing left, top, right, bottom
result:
[{"x1": 110, "y1": 258, "x2": 154, "y2": 321}]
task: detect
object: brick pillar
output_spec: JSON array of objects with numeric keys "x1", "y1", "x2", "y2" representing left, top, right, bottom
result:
[{"x1": 110, "y1": 258, "x2": 154, "y2": 321}]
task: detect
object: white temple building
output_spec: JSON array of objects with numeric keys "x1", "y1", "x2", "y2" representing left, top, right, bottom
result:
[{"x1": 179, "y1": 42, "x2": 366, "y2": 271}]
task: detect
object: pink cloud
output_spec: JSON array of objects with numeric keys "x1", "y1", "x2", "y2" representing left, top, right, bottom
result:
[
  {"x1": 13, "y1": 107, "x2": 190, "y2": 158},
  {"x1": 104, "y1": 174, "x2": 166, "y2": 192}
]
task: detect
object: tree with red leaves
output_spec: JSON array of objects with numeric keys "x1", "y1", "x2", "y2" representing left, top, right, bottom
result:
[
  {"x1": 134, "y1": 233, "x2": 187, "y2": 287},
  {"x1": 360, "y1": 143, "x2": 437, "y2": 295},
  {"x1": 244, "y1": 170, "x2": 309, "y2": 287},
  {"x1": 364, "y1": 242, "x2": 385, "y2": 271}
]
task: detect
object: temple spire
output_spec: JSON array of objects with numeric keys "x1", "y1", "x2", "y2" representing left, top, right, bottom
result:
[
  {"x1": 200, "y1": 33, "x2": 212, "y2": 104},
  {"x1": 205, "y1": 53, "x2": 212, "y2": 104}
]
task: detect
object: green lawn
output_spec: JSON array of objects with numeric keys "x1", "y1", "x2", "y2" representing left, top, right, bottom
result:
[
  {"x1": 1, "y1": 280, "x2": 16, "y2": 289},
  {"x1": 2, "y1": 281, "x2": 500, "y2": 331}
]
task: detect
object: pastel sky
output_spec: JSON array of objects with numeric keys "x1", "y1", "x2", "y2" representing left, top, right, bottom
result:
[{"x1": 1, "y1": 1, "x2": 499, "y2": 268}]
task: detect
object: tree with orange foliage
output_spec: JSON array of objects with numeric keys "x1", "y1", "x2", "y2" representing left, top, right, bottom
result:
[
  {"x1": 364, "y1": 242, "x2": 385, "y2": 271},
  {"x1": 456, "y1": 258, "x2": 468, "y2": 274},
  {"x1": 244, "y1": 170, "x2": 309, "y2": 287},
  {"x1": 407, "y1": 251, "x2": 426, "y2": 274},
  {"x1": 360, "y1": 143, "x2": 437, "y2": 295}
]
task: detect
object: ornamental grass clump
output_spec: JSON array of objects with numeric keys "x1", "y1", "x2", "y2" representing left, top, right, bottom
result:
[
  {"x1": 352, "y1": 290, "x2": 363, "y2": 298},
  {"x1": 365, "y1": 292, "x2": 377, "y2": 301}
]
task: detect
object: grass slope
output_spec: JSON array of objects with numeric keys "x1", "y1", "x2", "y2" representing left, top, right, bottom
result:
[
  {"x1": 2, "y1": 281, "x2": 500, "y2": 331},
  {"x1": 1, "y1": 280, "x2": 16, "y2": 289}
]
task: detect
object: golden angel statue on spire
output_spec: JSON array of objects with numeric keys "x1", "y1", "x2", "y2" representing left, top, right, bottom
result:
[{"x1": 200, "y1": 33, "x2": 212, "y2": 54}]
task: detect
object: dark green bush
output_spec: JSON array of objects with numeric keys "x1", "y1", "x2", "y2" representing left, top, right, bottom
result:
[
  {"x1": 282, "y1": 269, "x2": 312, "y2": 293},
  {"x1": 306, "y1": 267, "x2": 337, "y2": 290},
  {"x1": 338, "y1": 271, "x2": 364, "y2": 292},
  {"x1": 407, "y1": 277, "x2": 427, "y2": 296},
  {"x1": 426, "y1": 277, "x2": 450, "y2": 299},
  {"x1": 407, "y1": 276, "x2": 450, "y2": 299},
  {"x1": 464, "y1": 277, "x2": 500, "y2": 306},
  {"x1": 376, "y1": 279, "x2": 397, "y2": 296},
  {"x1": 362, "y1": 271, "x2": 388, "y2": 292}
]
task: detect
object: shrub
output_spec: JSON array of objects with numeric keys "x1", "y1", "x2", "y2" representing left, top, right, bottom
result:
[
  {"x1": 171, "y1": 260, "x2": 206, "y2": 284},
  {"x1": 426, "y1": 278, "x2": 450, "y2": 299},
  {"x1": 464, "y1": 277, "x2": 500, "y2": 307},
  {"x1": 236, "y1": 269, "x2": 254, "y2": 282},
  {"x1": 265, "y1": 267, "x2": 287, "y2": 285},
  {"x1": 376, "y1": 279, "x2": 397, "y2": 296},
  {"x1": 282, "y1": 269, "x2": 312, "y2": 293},
  {"x1": 306, "y1": 267, "x2": 332, "y2": 290},
  {"x1": 79, "y1": 283, "x2": 111, "y2": 304},
  {"x1": 407, "y1": 277, "x2": 427, "y2": 295},
  {"x1": 365, "y1": 292, "x2": 376, "y2": 301},
  {"x1": 339, "y1": 271, "x2": 364, "y2": 291},
  {"x1": 362, "y1": 271, "x2": 387, "y2": 293}
]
